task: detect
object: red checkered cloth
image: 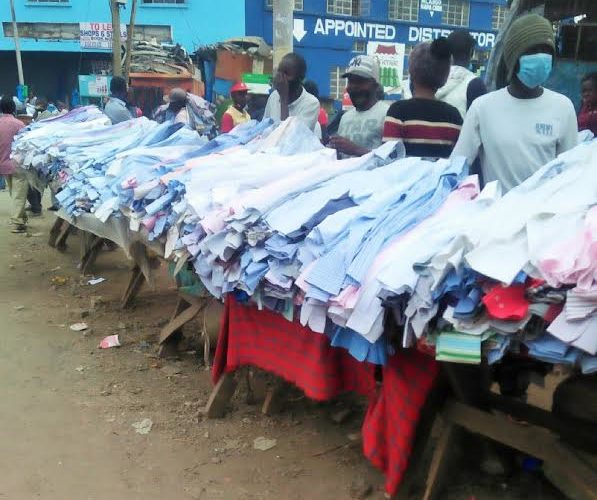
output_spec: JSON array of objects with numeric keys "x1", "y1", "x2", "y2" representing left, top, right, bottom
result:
[
  {"x1": 212, "y1": 295, "x2": 439, "y2": 496},
  {"x1": 212, "y1": 295, "x2": 376, "y2": 399},
  {"x1": 363, "y1": 350, "x2": 440, "y2": 495}
]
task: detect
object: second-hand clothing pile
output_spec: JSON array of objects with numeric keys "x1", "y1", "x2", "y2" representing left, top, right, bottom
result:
[{"x1": 11, "y1": 109, "x2": 597, "y2": 373}]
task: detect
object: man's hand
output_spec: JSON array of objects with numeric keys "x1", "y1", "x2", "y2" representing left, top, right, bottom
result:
[
  {"x1": 273, "y1": 72, "x2": 290, "y2": 103},
  {"x1": 328, "y1": 136, "x2": 369, "y2": 157}
]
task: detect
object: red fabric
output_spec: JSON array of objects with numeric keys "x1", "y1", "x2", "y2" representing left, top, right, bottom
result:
[
  {"x1": 382, "y1": 119, "x2": 460, "y2": 143},
  {"x1": 212, "y1": 295, "x2": 376, "y2": 400},
  {"x1": 212, "y1": 295, "x2": 439, "y2": 495},
  {"x1": 482, "y1": 284, "x2": 529, "y2": 321},
  {"x1": 363, "y1": 351, "x2": 440, "y2": 495},
  {"x1": 220, "y1": 112, "x2": 234, "y2": 134},
  {"x1": 578, "y1": 104, "x2": 597, "y2": 135},
  {"x1": 318, "y1": 107, "x2": 329, "y2": 126}
]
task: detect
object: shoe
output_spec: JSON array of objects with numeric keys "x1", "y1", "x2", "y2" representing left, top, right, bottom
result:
[
  {"x1": 11, "y1": 224, "x2": 26, "y2": 234},
  {"x1": 29, "y1": 211, "x2": 42, "y2": 217},
  {"x1": 48, "y1": 205, "x2": 59, "y2": 211}
]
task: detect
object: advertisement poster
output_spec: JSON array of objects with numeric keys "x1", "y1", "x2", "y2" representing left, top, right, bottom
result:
[{"x1": 367, "y1": 41, "x2": 406, "y2": 94}]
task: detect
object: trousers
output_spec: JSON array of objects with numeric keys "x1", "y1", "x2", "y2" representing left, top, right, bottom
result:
[{"x1": 6, "y1": 168, "x2": 29, "y2": 226}]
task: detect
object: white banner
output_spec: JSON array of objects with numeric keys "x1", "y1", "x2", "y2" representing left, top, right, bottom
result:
[{"x1": 80, "y1": 22, "x2": 127, "y2": 50}]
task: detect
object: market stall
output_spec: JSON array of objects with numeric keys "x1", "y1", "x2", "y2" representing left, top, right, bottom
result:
[{"x1": 11, "y1": 108, "x2": 597, "y2": 498}]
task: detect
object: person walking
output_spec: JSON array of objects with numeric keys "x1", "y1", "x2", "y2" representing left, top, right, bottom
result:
[{"x1": 0, "y1": 96, "x2": 27, "y2": 233}]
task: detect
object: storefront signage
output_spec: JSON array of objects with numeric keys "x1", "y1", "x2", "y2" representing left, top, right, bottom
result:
[
  {"x1": 421, "y1": 0, "x2": 442, "y2": 15},
  {"x1": 408, "y1": 26, "x2": 497, "y2": 48},
  {"x1": 78, "y1": 75, "x2": 112, "y2": 97},
  {"x1": 80, "y1": 22, "x2": 127, "y2": 50},
  {"x1": 313, "y1": 18, "x2": 396, "y2": 40}
]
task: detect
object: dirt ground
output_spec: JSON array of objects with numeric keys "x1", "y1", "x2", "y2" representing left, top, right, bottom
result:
[{"x1": 0, "y1": 191, "x2": 565, "y2": 500}]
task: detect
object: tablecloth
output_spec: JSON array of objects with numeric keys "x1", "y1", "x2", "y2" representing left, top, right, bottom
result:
[{"x1": 212, "y1": 295, "x2": 440, "y2": 495}]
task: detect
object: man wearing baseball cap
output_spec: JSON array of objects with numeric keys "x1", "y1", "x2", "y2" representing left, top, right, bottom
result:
[
  {"x1": 221, "y1": 82, "x2": 251, "y2": 134},
  {"x1": 329, "y1": 55, "x2": 388, "y2": 157},
  {"x1": 452, "y1": 14, "x2": 578, "y2": 192}
]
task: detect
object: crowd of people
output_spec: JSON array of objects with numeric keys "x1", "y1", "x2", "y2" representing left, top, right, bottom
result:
[{"x1": 1, "y1": 13, "x2": 596, "y2": 235}]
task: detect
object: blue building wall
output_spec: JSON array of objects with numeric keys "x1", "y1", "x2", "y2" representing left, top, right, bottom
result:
[
  {"x1": 0, "y1": 0, "x2": 245, "y2": 102},
  {"x1": 0, "y1": 0, "x2": 245, "y2": 53},
  {"x1": 246, "y1": 0, "x2": 508, "y2": 98}
]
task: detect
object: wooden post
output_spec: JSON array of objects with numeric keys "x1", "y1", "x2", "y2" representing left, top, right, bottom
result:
[
  {"x1": 9, "y1": 0, "x2": 24, "y2": 86},
  {"x1": 272, "y1": 0, "x2": 294, "y2": 69},
  {"x1": 124, "y1": 0, "x2": 138, "y2": 80},
  {"x1": 111, "y1": 0, "x2": 123, "y2": 77}
]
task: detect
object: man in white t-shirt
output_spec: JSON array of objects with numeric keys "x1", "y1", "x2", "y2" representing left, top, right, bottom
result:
[
  {"x1": 329, "y1": 55, "x2": 389, "y2": 157},
  {"x1": 263, "y1": 53, "x2": 320, "y2": 132},
  {"x1": 452, "y1": 14, "x2": 578, "y2": 192}
]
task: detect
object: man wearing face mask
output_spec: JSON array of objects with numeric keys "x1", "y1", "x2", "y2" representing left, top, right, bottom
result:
[
  {"x1": 329, "y1": 55, "x2": 388, "y2": 157},
  {"x1": 452, "y1": 14, "x2": 578, "y2": 192},
  {"x1": 263, "y1": 53, "x2": 320, "y2": 132}
]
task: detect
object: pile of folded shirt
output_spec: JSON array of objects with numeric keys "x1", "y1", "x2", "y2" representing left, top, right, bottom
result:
[{"x1": 14, "y1": 110, "x2": 597, "y2": 372}]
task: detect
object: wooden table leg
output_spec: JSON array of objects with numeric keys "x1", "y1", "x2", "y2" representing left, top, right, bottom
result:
[
  {"x1": 422, "y1": 421, "x2": 457, "y2": 500},
  {"x1": 120, "y1": 264, "x2": 146, "y2": 309},
  {"x1": 262, "y1": 378, "x2": 288, "y2": 416},
  {"x1": 54, "y1": 221, "x2": 73, "y2": 252},
  {"x1": 48, "y1": 217, "x2": 64, "y2": 248},
  {"x1": 204, "y1": 372, "x2": 238, "y2": 418},
  {"x1": 80, "y1": 236, "x2": 106, "y2": 275}
]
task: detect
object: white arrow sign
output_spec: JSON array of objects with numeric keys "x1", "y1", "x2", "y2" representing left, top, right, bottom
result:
[{"x1": 293, "y1": 18, "x2": 307, "y2": 43}]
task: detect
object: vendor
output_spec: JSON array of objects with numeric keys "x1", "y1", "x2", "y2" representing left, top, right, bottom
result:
[
  {"x1": 452, "y1": 14, "x2": 578, "y2": 192},
  {"x1": 104, "y1": 76, "x2": 133, "y2": 125},
  {"x1": 328, "y1": 55, "x2": 388, "y2": 157},
  {"x1": 578, "y1": 72, "x2": 597, "y2": 136},
  {"x1": 263, "y1": 53, "x2": 320, "y2": 132},
  {"x1": 220, "y1": 82, "x2": 251, "y2": 134},
  {"x1": 383, "y1": 39, "x2": 463, "y2": 158}
]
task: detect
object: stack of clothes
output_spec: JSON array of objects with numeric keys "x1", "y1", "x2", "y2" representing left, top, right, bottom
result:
[{"x1": 13, "y1": 110, "x2": 597, "y2": 372}]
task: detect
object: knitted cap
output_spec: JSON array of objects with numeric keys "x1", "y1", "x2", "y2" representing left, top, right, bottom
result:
[{"x1": 503, "y1": 14, "x2": 555, "y2": 80}]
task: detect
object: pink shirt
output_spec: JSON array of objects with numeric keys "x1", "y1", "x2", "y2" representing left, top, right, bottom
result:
[{"x1": 0, "y1": 114, "x2": 24, "y2": 175}]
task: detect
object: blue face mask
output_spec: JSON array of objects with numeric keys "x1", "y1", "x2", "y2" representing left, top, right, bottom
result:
[{"x1": 517, "y1": 53, "x2": 553, "y2": 89}]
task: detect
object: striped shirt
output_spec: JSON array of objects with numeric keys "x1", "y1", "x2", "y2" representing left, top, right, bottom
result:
[{"x1": 383, "y1": 98, "x2": 462, "y2": 158}]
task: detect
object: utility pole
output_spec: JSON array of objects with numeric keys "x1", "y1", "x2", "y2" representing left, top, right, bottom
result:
[
  {"x1": 9, "y1": 0, "x2": 24, "y2": 86},
  {"x1": 111, "y1": 0, "x2": 123, "y2": 77},
  {"x1": 123, "y1": 0, "x2": 138, "y2": 79},
  {"x1": 272, "y1": 0, "x2": 293, "y2": 69}
]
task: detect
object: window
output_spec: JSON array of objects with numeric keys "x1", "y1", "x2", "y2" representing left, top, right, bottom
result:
[
  {"x1": 329, "y1": 66, "x2": 346, "y2": 99},
  {"x1": 265, "y1": 0, "x2": 304, "y2": 10},
  {"x1": 388, "y1": 0, "x2": 419, "y2": 22},
  {"x1": 142, "y1": 0, "x2": 185, "y2": 4},
  {"x1": 443, "y1": 0, "x2": 470, "y2": 27},
  {"x1": 352, "y1": 40, "x2": 366, "y2": 52},
  {"x1": 327, "y1": 0, "x2": 366, "y2": 17},
  {"x1": 492, "y1": 5, "x2": 508, "y2": 30}
]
